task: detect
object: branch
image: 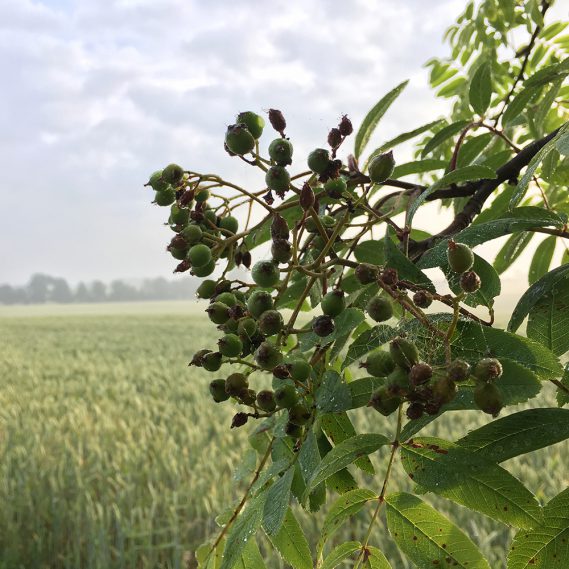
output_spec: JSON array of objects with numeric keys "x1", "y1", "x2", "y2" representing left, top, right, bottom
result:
[{"x1": 408, "y1": 128, "x2": 560, "y2": 259}]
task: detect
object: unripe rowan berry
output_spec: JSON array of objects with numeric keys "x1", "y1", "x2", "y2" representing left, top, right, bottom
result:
[
  {"x1": 181, "y1": 224, "x2": 203, "y2": 244},
  {"x1": 290, "y1": 359, "x2": 311, "y2": 381},
  {"x1": 474, "y1": 382, "x2": 503, "y2": 416},
  {"x1": 409, "y1": 363, "x2": 433, "y2": 386},
  {"x1": 206, "y1": 301, "x2": 230, "y2": 325},
  {"x1": 147, "y1": 170, "x2": 169, "y2": 192},
  {"x1": 271, "y1": 239, "x2": 292, "y2": 263},
  {"x1": 473, "y1": 358, "x2": 503, "y2": 381},
  {"x1": 307, "y1": 148, "x2": 331, "y2": 175},
  {"x1": 275, "y1": 384, "x2": 298, "y2": 409},
  {"x1": 170, "y1": 204, "x2": 190, "y2": 226},
  {"x1": 239, "y1": 389, "x2": 257, "y2": 406},
  {"x1": 368, "y1": 151, "x2": 395, "y2": 184},
  {"x1": 366, "y1": 296, "x2": 393, "y2": 322},
  {"x1": 169, "y1": 246, "x2": 188, "y2": 260},
  {"x1": 265, "y1": 166, "x2": 290, "y2": 194},
  {"x1": 447, "y1": 359, "x2": 471, "y2": 382},
  {"x1": 413, "y1": 290, "x2": 433, "y2": 308},
  {"x1": 387, "y1": 366, "x2": 412, "y2": 394},
  {"x1": 447, "y1": 241, "x2": 474, "y2": 273},
  {"x1": 162, "y1": 163, "x2": 184, "y2": 185},
  {"x1": 225, "y1": 373, "x2": 248, "y2": 396},
  {"x1": 256, "y1": 390, "x2": 277, "y2": 412},
  {"x1": 312, "y1": 315, "x2": 335, "y2": 337},
  {"x1": 154, "y1": 188, "x2": 176, "y2": 206},
  {"x1": 432, "y1": 376, "x2": 457, "y2": 405},
  {"x1": 219, "y1": 216, "x2": 239, "y2": 235},
  {"x1": 218, "y1": 334, "x2": 243, "y2": 357},
  {"x1": 191, "y1": 260, "x2": 215, "y2": 277},
  {"x1": 364, "y1": 350, "x2": 396, "y2": 378},
  {"x1": 214, "y1": 292, "x2": 236, "y2": 308},
  {"x1": 254, "y1": 341, "x2": 283, "y2": 370},
  {"x1": 195, "y1": 188, "x2": 210, "y2": 203},
  {"x1": 237, "y1": 317, "x2": 257, "y2": 339},
  {"x1": 268, "y1": 138, "x2": 293, "y2": 166},
  {"x1": 202, "y1": 351, "x2": 223, "y2": 372},
  {"x1": 368, "y1": 387, "x2": 401, "y2": 416},
  {"x1": 321, "y1": 290, "x2": 345, "y2": 317},
  {"x1": 225, "y1": 124, "x2": 255, "y2": 155},
  {"x1": 190, "y1": 349, "x2": 211, "y2": 367},
  {"x1": 215, "y1": 280, "x2": 232, "y2": 294},
  {"x1": 406, "y1": 402, "x2": 424, "y2": 420},
  {"x1": 258, "y1": 309, "x2": 284, "y2": 336},
  {"x1": 210, "y1": 379, "x2": 230, "y2": 403},
  {"x1": 460, "y1": 270, "x2": 481, "y2": 293},
  {"x1": 324, "y1": 177, "x2": 347, "y2": 199},
  {"x1": 188, "y1": 244, "x2": 212, "y2": 268},
  {"x1": 355, "y1": 263, "x2": 379, "y2": 285},
  {"x1": 251, "y1": 260, "x2": 280, "y2": 288},
  {"x1": 247, "y1": 290, "x2": 273, "y2": 318},
  {"x1": 289, "y1": 402, "x2": 311, "y2": 426},
  {"x1": 389, "y1": 337, "x2": 420, "y2": 370},
  {"x1": 236, "y1": 111, "x2": 265, "y2": 139}
]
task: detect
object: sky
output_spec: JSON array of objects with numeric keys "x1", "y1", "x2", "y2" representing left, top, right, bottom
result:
[{"x1": 0, "y1": 0, "x2": 563, "y2": 291}]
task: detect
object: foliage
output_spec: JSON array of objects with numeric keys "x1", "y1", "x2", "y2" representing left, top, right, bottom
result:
[{"x1": 144, "y1": 1, "x2": 569, "y2": 567}]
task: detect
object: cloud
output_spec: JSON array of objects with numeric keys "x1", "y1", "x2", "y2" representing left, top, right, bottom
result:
[{"x1": 1, "y1": 0, "x2": 463, "y2": 284}]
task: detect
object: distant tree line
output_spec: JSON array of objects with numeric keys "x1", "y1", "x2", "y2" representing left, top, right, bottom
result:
[{"x1": 0, "y1": 274, "x2": 198, "y2": 305}]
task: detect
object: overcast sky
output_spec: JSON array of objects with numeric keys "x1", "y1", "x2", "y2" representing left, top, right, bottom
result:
[{"x1": 0, "y1": 0, "x2": 563, "y2": 289}]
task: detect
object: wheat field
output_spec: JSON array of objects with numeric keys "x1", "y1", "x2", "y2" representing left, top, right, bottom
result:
[{"x1": 0, "y1": 302, "x2": 567, "y2": 568}]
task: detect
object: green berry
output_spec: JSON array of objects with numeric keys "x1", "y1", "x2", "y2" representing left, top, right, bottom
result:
[
  {"x1": 289, "y1": 402, "x2": 311, "y2": 426},
  {"x1": 258, "y1": 310, "x2": 284, "y2": 336},
  {"x1": 368, "y1": 151, "x2": 395, "y2": 184},
  {"x1": 473, "y1": 382, "x2": 503, "y2": 416},
  {"x1": 154, "y1": 188, "x2": 176, "y2": 206},
  {"x1": 365, "y1": 350, "x2": 396, "y2": 378},
  {"x1": 307, "y1": 148, "x2": 330, "y2": 174},
  {"x1": 256, "y1": 390, "x2": 276, "y2": 412},
  {"x1": 355, "y1": 263, "x2": 378, "y2": 285},
  {"x1": 188, "y1": 244, "x2": 212, "y2": 267},
  {"x1": 181, "y1": 224, "x2": 203, "y2": 244},
  {"x1": 147, "y1": 170, "x2": 168, "y2": 192},
  {"x1": 447, "y1": 241, "x2": 474, "y2": 273},
  {"x1": 389, "y1": 337, "x2": 420, "y2": 370},
  {"x1": 236, "y1": 111, "x2": 265, "y2": 139},
  {"x1": 206, "y1": 301, "x2": 230, "y2": 325},
  {"x1": 265, "y1": 166, "x2": 290, "y2": 194},
  {"x1": 366, "y1": 295, "x2": 393, "y2": 322},
  {"x1": 251, "y1": 260, "x2": 280, "y2": 288},
  {"x1": 321, "y1": 290, "x2": 345, "y2": 317},
  {"x1": 192, "y1": 260, "x2": 215, "y2": 277},
  {"x1": 237, "y1": 317, "x2": 257, "y2": 339},
  {"x1": 202, "y1": 351, "x2": 223, "y2": 372},
  {"x1": 225, "y1": 124, "x2": 255, "y2": 155},
  {"x1": 225, "y1": 373, "x2": 248, "y2": 397},
  {"x1": 432, "y1": 376, "x2": 457, "y2": 405},
  {"x1": 209, "y1": 379, "x2": 230, "y2": 402},
  {"x1": 387, "y1": 366, "x2": 411, "y2": 393},
  {"x1": 247, "y1": 290, "x2": 273, "y2": 318},
  {"x1": 324, "y1": 177, "x2": 347, "y2": 199},
  {"x1": 368, "y1": 388, "x2": 400, "y2": 416},
  {"x1": 473, "y1": 358, "x2": 503, "y2": 382},
  {"x1": 169, "y1": 247, "x2": 188, "y2": 260},
  {"x1": 447, "y1": 359, "x2": 471, "y2": 382},
  {"x1": 215, "y1": 292, "x2": 236, "y2": 307},
  {"x1": 222, "y1": 318, "x2": 238, "y2": 334},
  {"x1": 274, "y1": 384, "x2": 298, "y2": 409},
  {"x1": 195, "y1": 188, "x2": 210, "y2": 203},
  {"x1": 219, "y1": 215, "x2": 239, "y2": 234},
  {"x1": 290, "y1": 359, "x2": 311, "y2": 381},
  {"x1": 218, "y1": 334, "x2": 243, "y2": 357},
  {"x1": 254, "y1": 341, "x2": 283, "y2": 370},
  {"x1": 162, "y1": 163, "x2": 184, "y2": 185},
  {"x1": 268, "y1": 138, "x2": 293, "y2": 166},
  {"x1": 239, "y1": 389, "x2": 257, "y2": 406}
]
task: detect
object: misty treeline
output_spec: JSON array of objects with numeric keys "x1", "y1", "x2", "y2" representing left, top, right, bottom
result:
[{"x1": 0, "y1": 274, "x2": 198, "y2": 305}]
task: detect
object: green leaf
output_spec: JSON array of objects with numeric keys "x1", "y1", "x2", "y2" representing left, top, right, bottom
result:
[
  {"x1": 321, "y1": 542, "x2": 362, "y2": 569},
  {"x1": 510, "y1": 124, "x2": 569, "y2": 208},
  {"x1": 458, "y1": 408, "x2": 569, "y2": 462},
  {"x1": 407, "y1": 165, "x2": 496, "y2": 226},
  {"x1": 316, "y1": 372, "x2": 352, "y2": 413},
  {"x1": 508, "y1": 264, "x2": 569, "y2": 333},
  {"x1": 493, "y1": 232, "x2": 534, "y2": 274},
  {"x1": 452, "y1": 320, "x2": 562, "y2": 381},
  {"x1": 298, "y1": 429, "x2": 326, "y2": 512},
  {"x1": 305, "y1": 434, "x2": 389, "y2": 496},
  {"x1": 419, "y1": 207, "x2": 566, "y2": 269},
  {"x1": 365, "y1": 120, "x2": 445, "y2": 166},
  {"x1": 316, "y1": 431, "x2": 358, "y2": 495},
  {"x1": 276, "y1": 277, "x2": 308, "y2": 309},
  {"x1": 196, "y1": 538, "x2": 225, "y2": 569},
  {"x1": 363, "y1": 546, "x2": 392, "y2": 568},
  {"x1": 343, "y1": 325, "x2": 398, "y2": 370},
  {"x1": 421, "y1": 120, "x2": 470, "y2": 157},
  {"x1": 317, "y1": 489, "x2": 376, "y2": 555},
  {"x1": 384, "y1": 232, "x2": 435, "y2": 291},
  {"x1": 354, "y1": 240, "x2": 384, "y2": 265},
  {"x1": 262, "y1": 467, "x2": 294, "y2": 536},
  {"x1": 469, "y1": 61, "x2": 493, "y2": 115},
  {"x1": 508, "y1": 487, "x2": 569, "y2": 569},
  {"x1": 503, "y1": 86, "x2": 541, "y2": 126},
  {"x1": 267, "y1": 508, "x2": 312, "y2": 569},
  {"x1": 355, "y1": 80, "x2": 409, "y2": 160},
  {"x1": 235, "y1": 541, "x2": 266, "y2": 569},
  {"x1": 556, "y1": 364, "x2": 569, "y2": 407},
  {"x1": 400, "y1": 438, "x2": 542, "y2": 529},
  {"x1": 456, "y1": 133, "x2": 494, "y2": 167},
  {"x1": 529, "y1": 237, "x2": 557, "y2": 284},
  {"x1": 391, "y1": 159, "x2": 447, "y2": 179},
  {"x1": 385, "y1": 492, "x2": 491, "y2": 569},
  {"x1": 348, "y1": 377, "x2": 385, "y2": 409},
  {"x1": 527, "y1": 281, "x2": 569, "y2": 356},
  {"x1": 220, "y1": 492, "x2": 266, "y2": 569}
]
